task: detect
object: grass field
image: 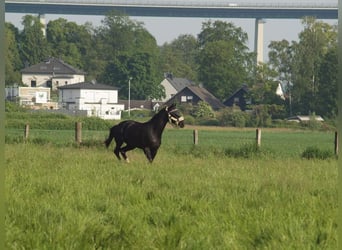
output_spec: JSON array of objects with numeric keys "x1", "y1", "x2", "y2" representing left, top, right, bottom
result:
[{"x1": 5, "y1": 127, "x2": 337, "y2": 249}]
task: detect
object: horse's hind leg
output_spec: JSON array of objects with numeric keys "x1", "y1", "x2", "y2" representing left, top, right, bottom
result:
[
  {"x1": 114, "y1": 140, "x2": 123, "y2": 160},
  {"x1": 120, "y1": 145, "x2": 136, "y2": 163},
  {"x1": 114, "y1": 145, "x2": 121, "y2": 160}
]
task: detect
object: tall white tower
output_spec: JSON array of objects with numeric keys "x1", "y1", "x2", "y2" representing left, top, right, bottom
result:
[
  {"x1": 254, "y1": 18, "x2": 266, "y2": 64},
  {"x1": 39, "y1": 13, "x2": 46, "y2": 37}
]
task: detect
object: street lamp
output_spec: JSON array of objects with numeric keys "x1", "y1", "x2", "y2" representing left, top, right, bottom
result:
[{"x1": 128, "y1": 77, "x2": 132, "y2": 117}]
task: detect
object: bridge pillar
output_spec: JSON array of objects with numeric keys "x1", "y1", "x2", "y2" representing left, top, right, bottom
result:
[
  {"x1": 254, "y1": 18, "x2": 266, "y2": 64},
  {"x1": 39, "y1": 13, "x2": 46, "y2": 37}
]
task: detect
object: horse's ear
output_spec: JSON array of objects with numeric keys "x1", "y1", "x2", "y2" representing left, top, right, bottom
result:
[{"x1": 168, "y1": 103, "x2": 176, "y2": 110}]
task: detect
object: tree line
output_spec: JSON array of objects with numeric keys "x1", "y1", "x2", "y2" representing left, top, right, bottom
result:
[{"x1": 5, "y1": 11, "x2": 337, "y2": 119}]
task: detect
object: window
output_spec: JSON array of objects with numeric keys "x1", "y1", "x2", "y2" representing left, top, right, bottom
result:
[
  {"x1": 31, "y1": 81, "x2": 36, "y2": 87},
  {"x1": 181, "y1": 96, "x2": 187, "y2": 102},
  {"x1": 46, "y1": 80, "x2": 52, "y2": 88}
]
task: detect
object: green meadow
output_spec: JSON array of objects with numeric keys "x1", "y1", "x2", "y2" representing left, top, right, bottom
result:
[{"x1": 5, "y1": 127, "x2": 337, "y2": 249}]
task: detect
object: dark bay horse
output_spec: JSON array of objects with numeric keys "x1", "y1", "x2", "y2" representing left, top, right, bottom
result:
[{"x1": 105, "y1": 103, "x2": 184, "y2": 163}]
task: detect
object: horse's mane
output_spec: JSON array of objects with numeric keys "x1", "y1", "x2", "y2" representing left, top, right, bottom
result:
[{"x1": 148, "y1": 107, "x2": 167, "y2": 123}]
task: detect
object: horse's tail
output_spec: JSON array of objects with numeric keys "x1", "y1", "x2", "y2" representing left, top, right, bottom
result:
[{"x1": 104, "y1": 125, "x2": 117, "y2": 148}]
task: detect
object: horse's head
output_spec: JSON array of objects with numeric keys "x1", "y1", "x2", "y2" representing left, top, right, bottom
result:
[{"x1": 166, "y1": 103, "x2": 185, "y2": 128}]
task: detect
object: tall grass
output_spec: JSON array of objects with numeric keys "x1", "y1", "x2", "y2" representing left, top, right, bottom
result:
[{"x1": 5, "y1": 144, "x2": 337, "y2": 249}]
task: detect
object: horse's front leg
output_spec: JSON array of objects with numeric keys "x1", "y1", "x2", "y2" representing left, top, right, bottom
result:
[
  {"x1": 144, "y1": 147, "x2": 159, "y2": 163},
  {"x1": 143, "y1": 148, "x2": 153, "y2": 163}
]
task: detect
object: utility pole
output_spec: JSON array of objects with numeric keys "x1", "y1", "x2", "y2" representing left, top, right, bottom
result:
[{"x1": 128, "y1": 77, "x2": 132, "y2": 117}]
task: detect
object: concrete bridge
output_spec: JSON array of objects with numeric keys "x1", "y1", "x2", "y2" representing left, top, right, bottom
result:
[
  {"x1": 5, "y1": 0, "x2": 338, "y2": 62},
  {"x1": 5, "y1": 0, "x2": 337, "y2": 19}
]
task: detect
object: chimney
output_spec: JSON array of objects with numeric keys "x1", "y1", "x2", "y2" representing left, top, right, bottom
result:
[{"x1": 164, "y1": 72, "x2": 173, "y2": 79}]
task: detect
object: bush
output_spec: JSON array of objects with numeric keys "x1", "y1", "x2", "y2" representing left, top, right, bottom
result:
[
  {"x1": 224, "y1": 143, "x2": 260, "y2": 158},
  {"x1": 197, "y1": 118, "x2": 219, "y2": 126},
  {"x1": 121, "y1": 109, "x2": 153, "y2": 120},
  {"x1": 300, "y1": 114, "x2": 324, "y2": 131},
  {"x1": 301, "y1": 146, "x2": 334, "y2": 160},
  {"x1": 231, "y1": 112, "x2": 248, "y2": 128},
  {"x1": 5, "y1": 101, "x2": 28, "y2": 113},
  {"x1": 251, "y1": 105, "x2": 272, "y2": 127},
  {"x1": 81, "y1": 117, "x2": 112, "y2": 130},
  {"x1": 5, "y1": 109, "x2": 114, "y2": 130},
  {"x1": 217, "y1": 108, "x2": 249, "y2": 128},
  {"x1": 191, "y1": 101, "x2": 215, "y2": 118},
  {"x1": 183, "y1": 115, "x2": 195, "y2": 125}
]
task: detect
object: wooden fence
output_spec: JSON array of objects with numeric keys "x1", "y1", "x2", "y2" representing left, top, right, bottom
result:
[{"x1": 23, "y1": 123, "x2": 339, "y2": 156}]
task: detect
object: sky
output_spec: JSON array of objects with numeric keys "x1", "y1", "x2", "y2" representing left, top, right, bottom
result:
[{"x1": 5, "y1": 13, "x2": 337, "y2": 62}]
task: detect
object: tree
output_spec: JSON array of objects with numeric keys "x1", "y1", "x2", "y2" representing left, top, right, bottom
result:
[
  {"x1": 102, "y1": 53, "x2": 164, "y2": 100},
  {"x1": 159, "y1": 34, "x2": 198, "y2": 81},
  {"x1": 96, "y1": 11, "x2": 162, "y2": 100},
  {"x1": 19, "y1": 15, "x2": 49, "y2": 66},
  {"x1": 197, "y1": 20, "x2": 255, "y2": 100},
  {"x1": 315, "y1": 45, "x2": 337, "y2": 118},
  {"x1": 197, "y1": 20, "x2": 249, "y2": 51},
  {"x1": 46, "y1": 18, "x2": 93, "y2": 70},
  {"x1": 268, "y1": 39, "x2": 294, "y2": 85},
  {"x1": 248, "y1": 63, "x2": 281, "y2": 105},
  {"x1": 5, "y1": 23, "x2": 22, "y2": 85},
  {"x1": 96, "y1": 11, "x2": 157, "y2": 60},
  {"x1": 291, "y1": 17, "x2": 337, "y2": 115},
  {"x1": 267, "y1": 40, "x2": 295, "y2": 115}
]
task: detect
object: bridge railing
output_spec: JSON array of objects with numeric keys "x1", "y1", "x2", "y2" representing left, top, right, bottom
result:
[{"x1": 5, "y1": 0, "x2": 338, "y2": 8}]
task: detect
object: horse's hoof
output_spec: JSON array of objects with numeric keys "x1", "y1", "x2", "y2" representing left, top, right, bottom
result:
[{"x1": 126, "y1": 158, "x2": 130, "y2": 163}]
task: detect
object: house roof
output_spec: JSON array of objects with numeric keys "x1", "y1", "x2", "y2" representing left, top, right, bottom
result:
[
  {"x1": 58, "y1": 82, "x2": 119, "y2": 90},
  {"x1": 287, "y1": 115, "x2": 324, "y2": 122},
  {"x1": 166, "y1": 77, "x2": 194, "y2": 91},
  {"x1": 118, "y1": 100, "x2": 164, "y2": 110},
  {"x1": 223, "y1": 85, "x2": 249, "y2": 104},
  {"x1": 187, "y1": 86, "x2": 225, "y2": 110},
  {"x1": 21, "y1": 57, "x2": 86, "y2": 75},
  {"x1": 166, "y1": 85, "x2": 225, "y2": 110}
]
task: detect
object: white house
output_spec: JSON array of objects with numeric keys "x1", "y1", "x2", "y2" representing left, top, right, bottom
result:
[
  {"x1": 159, "y1": 73, "x2": 195, "y2": 102},
  {"x1": 21, "y1": 57, "x2": 85, "y2": 90},
  {"x1": 58, "y1": 82, "x2": 124, "y2": 120},
  {"x1": 5, "y1": 86, "x2": 56, "y2": 108}
]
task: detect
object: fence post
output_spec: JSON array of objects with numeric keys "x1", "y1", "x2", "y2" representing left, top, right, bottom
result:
[
  {"x1": 193, "y1": 129, "x2": 198, "y2": 145},
  {"x1": 75, "y1": 122, "x2": 82, "y2": 144},
  {"x1": 335, "y1": 131, "x2": 338, "y2": 156},
  {"x1": 24, "y1": 124, "x2": 30, "y2": 140},
  {"x1": 256, "y1": 128, "x2": 261, "y2": 148}
]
